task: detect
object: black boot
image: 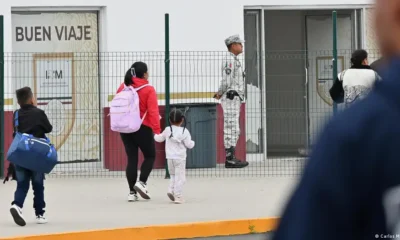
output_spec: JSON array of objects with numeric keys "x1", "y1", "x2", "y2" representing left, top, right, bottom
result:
[{"x1": 225, "y1": 147, "x2": 249, "y2": 169}]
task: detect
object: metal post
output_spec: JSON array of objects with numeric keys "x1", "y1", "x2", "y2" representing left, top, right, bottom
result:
[
  {"x1": 0, "y1": 15, "x2": 5, "y2": 179},
  {"x1": 332, "y1": 11, "x2": 338, "y2": 115},
  {"x1": 164, "y1": 13, "x2": 170, "y2": 179}
]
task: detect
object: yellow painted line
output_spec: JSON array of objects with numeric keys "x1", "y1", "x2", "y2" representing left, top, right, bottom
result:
[
  {"x1": 108, "y1": 92, "x2": 215, "y2": 102},
  {"x1": 4, "y1": 98, "x2": 13, "y2": 106},
  {"x1": 6, "y1": 92, "x2": 213, "y2": 103},
  {"x1": 6, "y1": 92, "x2": 214, "y2": 104},
  {"x1": 0, "y1": 217, "x2": 279, "y2": 240}
]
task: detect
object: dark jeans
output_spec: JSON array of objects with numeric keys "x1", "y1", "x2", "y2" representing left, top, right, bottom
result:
[
  {"x1": 12, "y1": 166, "x2": 45, "y2": 216},
  {"x1": 120, "y1": 125, "x2": 156, "y2": 192}
]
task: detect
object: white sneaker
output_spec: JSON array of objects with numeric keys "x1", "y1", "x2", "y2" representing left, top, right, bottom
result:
[
  {"x1": 36, "y1": 215, "x2": 48, "y2": 224},
  {"x1": 174, "y1": 197, "x2": 184, "y2": 204},
  {"x1": 127, "y1": 192, "x2": 139, "y2": 202},
  {"x1": 134, "y1": 181, "x2": 151, "y2": 200},
  {"x1": 10, "y1": 205, "x2": 26, "y2": 227},
  {"x1": 167, "y1": 192, "x2": 175, "y2": 202}
]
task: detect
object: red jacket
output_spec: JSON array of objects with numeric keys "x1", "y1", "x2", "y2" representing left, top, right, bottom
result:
[{"x1": 116, "y1": 77, "x2": 161, "y2": 134}]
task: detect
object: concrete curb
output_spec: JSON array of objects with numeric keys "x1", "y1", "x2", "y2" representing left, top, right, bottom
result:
[{"x1": 0, "y1": 217, "x2": 279, "y2": 240}]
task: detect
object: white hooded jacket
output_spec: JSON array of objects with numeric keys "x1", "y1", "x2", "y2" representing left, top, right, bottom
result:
[{"x1": 154, "y1": 125, "x2": 195, "y2": 160}]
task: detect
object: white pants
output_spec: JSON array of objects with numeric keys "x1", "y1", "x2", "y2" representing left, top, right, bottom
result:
[
  {"x1": 167, "y1": 159, "x2": 186, "y2": 197},
  {"x1": 221, "y1": 96, "x2": 241, "y2": 148}
]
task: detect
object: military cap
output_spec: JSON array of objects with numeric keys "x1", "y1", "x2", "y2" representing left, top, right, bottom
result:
[{"x1": 225, "y1": 35, "x2": 245, "y2": 46}]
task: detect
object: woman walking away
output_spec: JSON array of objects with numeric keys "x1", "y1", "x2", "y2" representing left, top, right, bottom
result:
[
  {"x1": 329, "y1": 49, "x2": 381, "y2": 108},
  {"x1": 116, "y1": 62, "x2": 161, "y2": 201}
]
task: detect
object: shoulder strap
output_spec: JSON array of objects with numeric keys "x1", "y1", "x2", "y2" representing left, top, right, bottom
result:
[
  {"x1": 374, "y1": 71, "x2": 381, "y2": 82},
  {"x1": 128, "y1": 84, "x2": 151, "y2": 121},
  {"x1": 134, "y1": 84, "x2": 150, "y2": 92},
  {"x1": 141, "y1": 111, "x2": 148, "y2": 121},
  {"x1": 14, "y1": 110, "x2": 19, "y2": 132},
  {"x1": 339, "y1": 70, "x2": 347, "y2": 82}
]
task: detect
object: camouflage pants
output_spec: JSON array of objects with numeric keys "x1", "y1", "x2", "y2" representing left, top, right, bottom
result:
[
  {"x1": 167, "y1": 159, "x2": 186, "y2": 198},
  {"x1": 221, "y1": 96, "x2": 241, "y2": 149}
]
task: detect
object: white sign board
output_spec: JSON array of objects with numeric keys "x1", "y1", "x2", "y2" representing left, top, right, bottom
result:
[{"x1": 12, "y1": 12, "x2": 100, "y2": 167}]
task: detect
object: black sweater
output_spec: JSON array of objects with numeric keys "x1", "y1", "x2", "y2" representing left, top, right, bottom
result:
[{"x1": 13, "y1": 104, "x2": 53, "y2": 138}]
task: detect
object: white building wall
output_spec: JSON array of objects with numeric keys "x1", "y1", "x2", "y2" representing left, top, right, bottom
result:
[
  {"x1": 1, "y1": 0, "x2": 374, "y2": 53},
  {"x1": 365, "y1": 8, "x2": 380, "y2": 55}
]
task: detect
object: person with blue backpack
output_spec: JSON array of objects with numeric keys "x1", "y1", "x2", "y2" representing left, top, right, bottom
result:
[
  {"x1": 5, "y1": 87, "x2": 53, "y2": 226},
  {"x1": 111, "y1": 62, "x2": 161, "y2": 202}
]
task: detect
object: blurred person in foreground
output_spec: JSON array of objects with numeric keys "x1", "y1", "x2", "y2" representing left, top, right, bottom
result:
[{"x1": 272, "y1": 0, "x2": 400, "y2": 239}]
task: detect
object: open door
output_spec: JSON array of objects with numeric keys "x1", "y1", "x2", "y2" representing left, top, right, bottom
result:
[
  {"x1": 244, "y1": 10, "x2": 264, "y2": 156},
  {"x1": 263, "y1": 10, "x2": 307, "y2": 157}
]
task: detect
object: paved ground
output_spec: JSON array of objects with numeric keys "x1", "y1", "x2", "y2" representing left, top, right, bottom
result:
[
  {"x1": 0, "y1": 176, "x2": 297, "y2": 238},
  {"x1": 179, "y1": 233, "x2": 272, "y2": 239}
]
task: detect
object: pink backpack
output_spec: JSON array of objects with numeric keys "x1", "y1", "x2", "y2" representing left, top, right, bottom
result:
[{"x1": 109, "y1": 84, "x2": 150, "y2": 133}]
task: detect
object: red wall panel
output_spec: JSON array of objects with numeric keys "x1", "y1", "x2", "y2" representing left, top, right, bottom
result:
[
  {"x1": 3, "y1": 111, "x2": 14, "y2": 177},
  {"x1": 103, "y1": 107, "x2": 167, "y2": 171},
  {"x1": 1, "y1": 104, "x2": 247, "y2": 175}
]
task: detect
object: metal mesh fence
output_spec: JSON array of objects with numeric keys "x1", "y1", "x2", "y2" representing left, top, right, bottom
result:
[{"x1": 1, "y1": 49, "x2": 381, "y2": 178}]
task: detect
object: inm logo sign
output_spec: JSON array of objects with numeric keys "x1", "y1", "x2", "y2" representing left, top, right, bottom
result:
[{"x1": 45, "y1": 70, "x2": 63, "y2": 80}]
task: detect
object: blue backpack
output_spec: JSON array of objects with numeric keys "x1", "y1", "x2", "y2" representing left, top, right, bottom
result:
[{"x1": 6, "y1": 110, "x2": 58, "y2": 174}]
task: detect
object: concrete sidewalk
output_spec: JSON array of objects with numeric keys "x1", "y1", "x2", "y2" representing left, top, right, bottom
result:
[{"x1": 0, "y1": 177, "x2": 296, "y2": 238}]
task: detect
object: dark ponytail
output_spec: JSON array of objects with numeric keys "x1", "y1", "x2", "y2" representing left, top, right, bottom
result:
[
  {"x1": 168, "y1": 108, "x2": 187, "y2": 138},
  {"x1": 124, "y1": 61, "x2": 148, "y2": 86},
  {"x1": 124, "y1": 67, "x2": 134, "y2": 86}
]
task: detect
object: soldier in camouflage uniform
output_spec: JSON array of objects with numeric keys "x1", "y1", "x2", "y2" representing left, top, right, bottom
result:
[{"x1": 214, "y1": 35, "x2": 249, "y2": 168}]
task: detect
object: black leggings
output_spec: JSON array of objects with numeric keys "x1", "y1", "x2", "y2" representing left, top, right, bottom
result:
[{"x1": 120, "y1": 125, "x2": 156, "y2": 192}]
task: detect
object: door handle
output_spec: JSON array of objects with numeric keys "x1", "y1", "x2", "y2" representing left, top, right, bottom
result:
[{"x1": 305, "y1": 67, "x2": 308, "y2": 85}]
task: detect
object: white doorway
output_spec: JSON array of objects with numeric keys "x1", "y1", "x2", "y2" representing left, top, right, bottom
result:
[{"x1": 243, "y1": 8, "x2": 363, "y2": 158}]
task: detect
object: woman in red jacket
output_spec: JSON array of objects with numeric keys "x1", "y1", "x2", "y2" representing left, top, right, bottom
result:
[{"x1": 117, "y1": 62, "x2": 161, "y2": 201}]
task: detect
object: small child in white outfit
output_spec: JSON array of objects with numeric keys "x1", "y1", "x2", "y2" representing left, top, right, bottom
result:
[{"x1": 154, "y1": 108, "x2": 195, "y2": 204}]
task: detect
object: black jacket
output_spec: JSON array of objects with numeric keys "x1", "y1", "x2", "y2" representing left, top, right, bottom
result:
[{"x1": 13, "y1": 104, "x2": 53, "y2": 138}]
